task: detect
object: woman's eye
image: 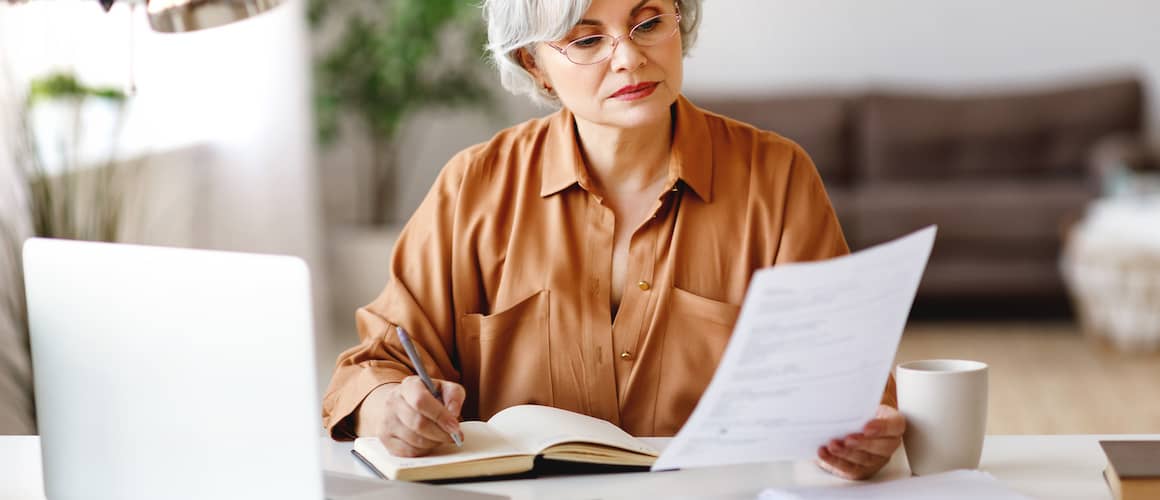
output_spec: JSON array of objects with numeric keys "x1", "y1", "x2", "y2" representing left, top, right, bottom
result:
[
  {"x1": 571, "y1": 36, "x2": 604, "y2": 49},
  {"x1": 635, "y1": 17, "x2": 661, "y2": 32}
]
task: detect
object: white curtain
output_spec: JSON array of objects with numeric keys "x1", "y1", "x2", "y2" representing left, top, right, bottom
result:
[
  {"x1": 0, "y1": 0, "x2": 327, "y2": 434},
  {"x1": 0, "y1": 72, "x2": 35, "y2": 434}
]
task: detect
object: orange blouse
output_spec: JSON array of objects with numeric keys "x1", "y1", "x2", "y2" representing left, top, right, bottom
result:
[{"x1": 322, "y1": 95, "x2": 895, "y2": 439}]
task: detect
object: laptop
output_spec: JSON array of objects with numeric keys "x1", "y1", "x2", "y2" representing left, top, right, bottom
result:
[{"x1": 23, "y1": 238, "x2": 503, "y2": 500}]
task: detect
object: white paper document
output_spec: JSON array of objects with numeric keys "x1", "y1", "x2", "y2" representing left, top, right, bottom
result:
[
  {"x1": 651, "y1": 226, "x2": 937, "y2": 471},
  {"x1": 757, "y1": 470, "x2": 1031, "y2": 500}
]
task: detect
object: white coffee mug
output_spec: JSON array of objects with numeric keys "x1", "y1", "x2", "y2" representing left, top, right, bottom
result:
[{"x1": 896, "y1": 359, "x2": 988, "y2": 476}]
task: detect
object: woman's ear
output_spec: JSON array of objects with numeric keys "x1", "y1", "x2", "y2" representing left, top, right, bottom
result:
[{"x1": 517, "y1": 47, "x2": 548, "y2": 88}]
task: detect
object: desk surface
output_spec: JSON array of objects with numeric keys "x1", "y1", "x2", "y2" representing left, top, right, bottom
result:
[{"x1": 6, "y1": 434, "x2": 1156, "y2": 499}]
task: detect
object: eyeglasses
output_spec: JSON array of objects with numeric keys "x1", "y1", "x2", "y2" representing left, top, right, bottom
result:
[{"x1": 547, "y1": 6, "x2": 682, "y2": 66}]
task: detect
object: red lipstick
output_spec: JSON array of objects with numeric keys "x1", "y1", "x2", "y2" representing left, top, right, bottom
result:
[{"x1": 611, "y1": 81, "x2": 660, "y2": 100}]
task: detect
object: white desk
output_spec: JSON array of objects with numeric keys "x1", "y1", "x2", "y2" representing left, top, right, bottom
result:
[{"x1": 6, "y1": 434, "x2": 1155, "y2": 499}]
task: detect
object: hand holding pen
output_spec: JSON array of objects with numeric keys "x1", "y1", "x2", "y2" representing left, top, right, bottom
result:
[
  {"x1": 354, "y1": 326, "x2": 465, "y2": 457},
  {"x1": 395, "y1": 326, "x2": 464, "y2": 448}
]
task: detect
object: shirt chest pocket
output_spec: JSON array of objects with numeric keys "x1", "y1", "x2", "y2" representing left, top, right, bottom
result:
[
  {"x1": 654, "y1": 286, "x2": 741, "y2": 435},
  {"x1": 459, "y1": 289, "x2": 553, "y2": 420}
]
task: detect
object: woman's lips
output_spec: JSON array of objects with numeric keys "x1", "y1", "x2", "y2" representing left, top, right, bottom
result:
[{"x1": 611, "y1": 82, "x2": 660, "y2": 100}]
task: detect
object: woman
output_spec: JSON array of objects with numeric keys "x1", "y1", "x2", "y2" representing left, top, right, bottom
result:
[{"x1": 322, "y1": 0, "x2": 905, "y2": 480}]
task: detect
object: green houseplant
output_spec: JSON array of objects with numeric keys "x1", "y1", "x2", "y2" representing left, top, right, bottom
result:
[
  {"x1": 309, "y1": 0, "x2": 496, "y2": 225},
  {"x1": 0, "y1": 71, "x2": 134, "y2": 434},
  {"x1": 22, "y1": 72, "x2": 132, "y2": 240}
]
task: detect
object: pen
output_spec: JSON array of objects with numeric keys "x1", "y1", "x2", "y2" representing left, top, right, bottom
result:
[{"x1": 395, "y1": 325, "x2": 463, "y2": 447}]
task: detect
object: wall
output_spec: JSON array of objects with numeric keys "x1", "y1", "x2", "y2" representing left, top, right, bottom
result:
[
  {"x1": 314, "y1": 51, "x2": 545, "y2": 225},
  {"x1": 682, "y1": 0, "x2": 1160, "y2": 131}
]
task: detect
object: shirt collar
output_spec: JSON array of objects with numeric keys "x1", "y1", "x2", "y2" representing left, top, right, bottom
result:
[{"x1": 539, "y1": 95, "x2": 714, "y2": 202}]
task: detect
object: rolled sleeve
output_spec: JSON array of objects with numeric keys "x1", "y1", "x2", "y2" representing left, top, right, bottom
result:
[{"x1": 320, "y1": 308, "x2": 413, "y2": 439}]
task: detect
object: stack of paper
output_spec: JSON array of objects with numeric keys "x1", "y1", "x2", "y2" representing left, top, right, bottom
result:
[{"x1": 758, "y1": 470, "x2": 1031, "y2": 500}]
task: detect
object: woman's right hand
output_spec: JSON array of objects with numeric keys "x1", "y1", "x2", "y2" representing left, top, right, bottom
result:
[{"x1": 355, "y1": 376, "x2": 466, "y2": 457}]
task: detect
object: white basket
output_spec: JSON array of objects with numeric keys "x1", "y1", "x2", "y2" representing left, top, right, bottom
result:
[{"x1": 1061, "y1": 208, "x2": 1160, "y2": 351}]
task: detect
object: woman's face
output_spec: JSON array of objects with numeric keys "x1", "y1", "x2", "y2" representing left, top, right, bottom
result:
[{"x1": 526, "y1": 0, "x2": 684, "y2": 130}]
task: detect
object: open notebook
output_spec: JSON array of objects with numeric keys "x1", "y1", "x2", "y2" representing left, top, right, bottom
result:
[{"x1": 352, "y1": 405, "x2": 659, "y2": 481}]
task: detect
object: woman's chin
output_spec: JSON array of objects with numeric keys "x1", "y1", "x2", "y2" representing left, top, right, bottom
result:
[{"x1": 600, "y1": 96, "x2": 675, "y2": 129}]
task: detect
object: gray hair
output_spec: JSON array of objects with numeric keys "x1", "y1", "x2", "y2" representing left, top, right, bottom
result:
[{"x1": 482, "y1": 0, "x2": 702, "y2": 107}]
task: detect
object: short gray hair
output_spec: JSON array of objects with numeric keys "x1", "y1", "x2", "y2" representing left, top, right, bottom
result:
[{"x1": 482, "y1": 0, "x2": 702, "y2": 107}]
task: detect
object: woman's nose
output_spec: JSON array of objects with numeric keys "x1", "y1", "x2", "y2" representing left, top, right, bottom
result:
[{"x1": 608, "y1": 36, "x2": 648, "y2": 72}]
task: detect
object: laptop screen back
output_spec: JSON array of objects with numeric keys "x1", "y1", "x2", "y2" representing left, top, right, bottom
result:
[{"x1": 24, "y1": 238, "x2": 323, "y2": 500}]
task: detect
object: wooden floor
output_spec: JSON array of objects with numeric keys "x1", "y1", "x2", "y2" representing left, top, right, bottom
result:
[
  {"x1": 319, "y1": 321, "x2": 1160, "y2": 435},
  {"x1": 896, "y1": 321, "x2": 1160, "y2": 435}
]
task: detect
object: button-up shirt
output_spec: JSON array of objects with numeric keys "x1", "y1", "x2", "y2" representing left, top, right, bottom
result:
[{"x1": 322, "y1": 95, "x2": 894, "y2": 439}]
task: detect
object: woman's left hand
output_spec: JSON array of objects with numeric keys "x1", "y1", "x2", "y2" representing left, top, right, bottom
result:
[{"x1": 816, "y1": 404, "x2": 906, "y2": 480}]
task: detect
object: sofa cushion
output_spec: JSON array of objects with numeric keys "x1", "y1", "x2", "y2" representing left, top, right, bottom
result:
[
  {"x1": 850, "y1": 180, "x2": 1094, "y2": 298},
  {"x1": 850, "y1": 180, "x2": 1093, "y2": 259},
  {"x1": 858, "y1": 78, "x2": 1144, "y2": 182},
  {"x1": 920, "y1": 257, "x2": 1068, "y2": 297},
  {"x1": 691, "y1": 95, "x2": 853, "y2": 186}
]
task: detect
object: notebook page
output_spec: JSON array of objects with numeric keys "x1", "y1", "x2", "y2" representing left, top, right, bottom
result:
[
  {"x1": 353, "y1": 421, "x2": 524, "y2": 472},
  {"x1": 487, "y1": 405, "x2": 658, "y2": 456}
]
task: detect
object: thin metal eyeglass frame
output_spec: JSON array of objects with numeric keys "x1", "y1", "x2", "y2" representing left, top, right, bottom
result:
[{"x1": 547, "y1": 5, "x2": 682, "y2": 66}]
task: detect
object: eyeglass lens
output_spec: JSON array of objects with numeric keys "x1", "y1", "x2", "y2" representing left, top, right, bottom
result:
[{"x1": 563, "y1": 14, "x2": 680, "y2": 64}]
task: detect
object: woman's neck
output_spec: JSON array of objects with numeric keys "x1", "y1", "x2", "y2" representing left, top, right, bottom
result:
[{"x1": 573, "y1": 112, "x2": 673, "y2": 197}]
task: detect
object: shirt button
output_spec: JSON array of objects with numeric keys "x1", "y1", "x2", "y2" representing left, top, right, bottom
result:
[
  {"x1": 620, "y1": 351, "x2": 633, "y2": 360},
  {"x1": 637, "y1": 280, "x2": 651, "y2": 291}
]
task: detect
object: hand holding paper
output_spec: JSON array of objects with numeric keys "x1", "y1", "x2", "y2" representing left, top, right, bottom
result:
[{"x1": 817, "y1": 404, "x2": 906, "y2": 480}]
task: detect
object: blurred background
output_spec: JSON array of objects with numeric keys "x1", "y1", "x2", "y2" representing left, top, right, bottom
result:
[{"x1": 1, "y1": 0, "x2": 1158, "y2": 437}]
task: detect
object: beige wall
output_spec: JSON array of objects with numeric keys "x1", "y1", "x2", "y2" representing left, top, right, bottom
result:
[{"x1": 316, "y1": 81, "x2": 546, "y2": 225}]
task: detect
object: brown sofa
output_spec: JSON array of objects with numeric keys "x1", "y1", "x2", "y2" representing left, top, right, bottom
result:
[{"x1": 693, "y1": 77, "x2": 1145, "y2": 312}]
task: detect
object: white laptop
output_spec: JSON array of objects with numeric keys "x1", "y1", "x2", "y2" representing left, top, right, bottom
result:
[{"x1": 23, "y1": 238, "x2": 503, "y2": 500}]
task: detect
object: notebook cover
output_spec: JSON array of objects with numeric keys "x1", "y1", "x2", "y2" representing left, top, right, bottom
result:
[
  {"x1": 1099, "y1": 441, "x2": 1160, "y2": 478},
  {"x1": 349, "y1": 450, "x2": 650, "y2": 484}
]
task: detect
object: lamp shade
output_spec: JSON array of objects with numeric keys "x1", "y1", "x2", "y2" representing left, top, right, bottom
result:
[{"x1": 145, "y1": 0, "x2": 284, "y2": 33}]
